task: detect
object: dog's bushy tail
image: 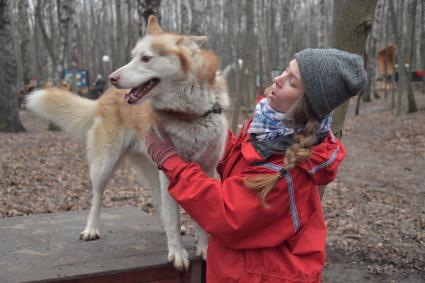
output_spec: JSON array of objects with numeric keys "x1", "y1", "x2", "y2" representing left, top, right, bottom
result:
[{"x1": 26, "y1": 88, "x2": 97, "y2": 137}]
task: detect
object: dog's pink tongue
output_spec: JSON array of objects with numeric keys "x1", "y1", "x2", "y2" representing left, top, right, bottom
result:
[
  {"x1": 130, "y1": 86, "x2": 142, "y2": 97},
  {"x1": 125, "y1": 85, "x2": 143, "y2": 104}
]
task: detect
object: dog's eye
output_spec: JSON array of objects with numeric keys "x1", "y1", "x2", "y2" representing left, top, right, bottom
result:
[{"x1": 141, "y1": 56, "x2": 152, "y2": 63}]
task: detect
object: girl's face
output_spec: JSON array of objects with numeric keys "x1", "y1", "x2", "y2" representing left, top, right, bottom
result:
[{"x1": 266, "y1": 59, "x2": 304, "y2": 113}]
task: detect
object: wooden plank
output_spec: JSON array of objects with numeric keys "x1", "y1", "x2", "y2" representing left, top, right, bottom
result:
[{"x1": 0, "y1": 208, "x2": 202, "y2": 283}]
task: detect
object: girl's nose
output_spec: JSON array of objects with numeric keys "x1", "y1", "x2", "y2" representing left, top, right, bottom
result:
[{"x1": 273, "y1": 74, "x2": 283, "y2": 88}]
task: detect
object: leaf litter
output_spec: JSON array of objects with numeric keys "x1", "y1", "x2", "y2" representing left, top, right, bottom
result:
[{"x1": 1, "y1": 93, "x2": 425, "y2": 281}]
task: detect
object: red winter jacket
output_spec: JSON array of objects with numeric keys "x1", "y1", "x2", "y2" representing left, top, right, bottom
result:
[{"x1": 161, "y1": 121, "x2": 346, "y2": 282}]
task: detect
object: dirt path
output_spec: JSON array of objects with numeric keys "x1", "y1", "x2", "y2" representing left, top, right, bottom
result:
[
  {"x1": 1, "y1": 92, "x2": 424, "y2": 282},
  {"x1": 322, "y1": 92, "x2": 425, "y2": 282}
]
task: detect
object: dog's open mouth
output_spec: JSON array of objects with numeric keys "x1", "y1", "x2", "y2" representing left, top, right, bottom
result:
[{"x1": 125, "y1": 78, "x2": 160, "y2": 104}]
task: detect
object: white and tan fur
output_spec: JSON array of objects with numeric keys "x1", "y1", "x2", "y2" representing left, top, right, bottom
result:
[{"x1": 25, "y1": 16, "x2": 229, "y2": 271}]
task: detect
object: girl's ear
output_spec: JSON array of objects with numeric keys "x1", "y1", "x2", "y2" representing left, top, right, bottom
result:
[
  {"x1": 146, "y1": 15, "x2": 163, "y2": 35},
  {"x1": 176, "y1": 36, "x2": 208, "y2": 54}
]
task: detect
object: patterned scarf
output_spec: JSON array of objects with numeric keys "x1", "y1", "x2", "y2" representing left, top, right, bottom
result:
[{"x1": 248, "y1": 98, "x2": 332, "y2": 141}]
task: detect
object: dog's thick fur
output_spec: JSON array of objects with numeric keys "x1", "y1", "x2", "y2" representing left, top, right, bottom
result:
[{"x1": 26, "y1": 16, "x2": 229, "y2": 271}]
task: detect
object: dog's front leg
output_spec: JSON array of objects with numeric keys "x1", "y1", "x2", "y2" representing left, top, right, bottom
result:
[
  {"x1": 159, "y1": 171, "x2": 190, "y2": 271},
  {"x1": 194, "y1": 222, "x2": 208, "y2": 260}
]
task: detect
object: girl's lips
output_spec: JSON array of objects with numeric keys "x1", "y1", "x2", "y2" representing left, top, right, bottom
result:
[{"x1": 267, "y1": 90, "x2": 276, "y2": 99}]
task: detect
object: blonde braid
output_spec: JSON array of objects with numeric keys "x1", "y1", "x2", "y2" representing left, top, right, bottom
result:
[
  {"x1": 244, "y1": 96, "x2": 319, "y2": 208},
  {"x1": 283, "y1": 119, "x2": 319, "y2": 171}
]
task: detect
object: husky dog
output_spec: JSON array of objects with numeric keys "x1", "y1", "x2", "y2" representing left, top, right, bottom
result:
[{"x1": 26, "y1": 16, "x2": 229, "y2": 271}]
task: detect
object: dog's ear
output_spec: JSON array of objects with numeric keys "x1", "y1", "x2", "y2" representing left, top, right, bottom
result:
[
  {"x1": 176, "y1": 36, "x2": 207, "y2": 53},
  {"x1": 146, "y1": 15, "x2": 163, "y2": 35},
  {"x1": 188, "y1": 36, "x2": 207, "y2": 47}
]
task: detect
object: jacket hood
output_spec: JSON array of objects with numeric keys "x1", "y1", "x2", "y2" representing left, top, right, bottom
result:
[{"x1": 296, "y1": 132, "x2": 346, "y2": 185}]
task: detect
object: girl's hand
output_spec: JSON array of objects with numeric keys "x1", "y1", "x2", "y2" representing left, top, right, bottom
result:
[{"x1": 145, "y1": 127, "x2": 177, "y2": 169}]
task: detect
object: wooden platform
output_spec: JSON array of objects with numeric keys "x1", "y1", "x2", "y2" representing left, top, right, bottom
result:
[{"x1": 0, "y1": 208, "x2": 203, "y2": 283}]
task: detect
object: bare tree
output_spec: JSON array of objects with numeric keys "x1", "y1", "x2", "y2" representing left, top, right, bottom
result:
[
  {"x1": 0, "y1": 0, "x2": 25, "y2": 132},
  {"x1": 317, "y1": 0, "x2": 326, "y2": 48},
  {"x1": 88, "y1": 0, "x2": 100, "y2": 78},
  {"x1": 18, "y1": 0, "x2": 32, "y2": 88},
  {"x1": 231, "y1": 0, "x2": 256, "y2": 133},
  {"x1": 108, "y1": 1, "x2": 117, "y2": 69},
  {"x1": 323, "y1": 0, "x2": 377, "y2": 198},
  {"x1": 35, "y1": 0, "x2": 57, "y2": 82},
  {"x1": 180, "y1": 0, "x2": 191, "y2": 34},
  {"x1": 388, "y1": 0, "x2": 409, "y2": 116},
  {"x1": 57, "y1": 0, "x2": 75, "y2": 82},
  {"x1": 126, "y1": 0, "x2": 134, "y2": 62},
  {"x1": 190, "y1": 0, "x2": 206, "y2": 35},
  {"x1": 422, "y1": 0, "x2": 425, "y2": 93},
  {"x1": 115, "y1": 0, "x2": 124, "y2": 66},
  {"x1": 331, "y1": 0, "x2": 377, "y2": 137},
  {"x1": 406, "y1": 0, "x2": 418, "y2": 113},
  {"x1": 137, "y1": 0, "x2": 161, "y2": 36},
  {"x1": 364, "y1": 0, "x2": 384, "y2": 103}
]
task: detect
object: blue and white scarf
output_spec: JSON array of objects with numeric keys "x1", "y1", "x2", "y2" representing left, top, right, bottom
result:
[{"x1": 248, "y1": 98, "x2": 332, "y2": 141}]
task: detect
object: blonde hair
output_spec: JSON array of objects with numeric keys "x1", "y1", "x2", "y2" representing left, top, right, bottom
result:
[{"x1": 244, "y1": 95, "x2": 320, "y2": 208}]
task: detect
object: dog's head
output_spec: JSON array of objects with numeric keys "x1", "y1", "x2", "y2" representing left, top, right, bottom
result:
[{"x1": 109, "y1": 16, "x2": 208, "y2": 105}]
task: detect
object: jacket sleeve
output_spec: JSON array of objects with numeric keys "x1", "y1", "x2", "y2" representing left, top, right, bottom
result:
[
  {"x1": 161, "y1": 155, "x2": 299, "y2": 250},
  {"x1": 217, "y1": 128, "x2": 236, "y2": 177}
]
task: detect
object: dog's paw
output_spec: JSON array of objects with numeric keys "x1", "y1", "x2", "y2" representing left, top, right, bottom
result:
[
  {"x1": 168, "y1": 247, "x2": 190, "y2": 271},
  {"x1": 195, "y1": 231, "x2": 208, "y2": 260},
  {"x1": 195, "y1": 242, "x2": 208, "y2": 260},
  {"x1": 79, "y1": 229, "x2": 100, "y2": 241}
]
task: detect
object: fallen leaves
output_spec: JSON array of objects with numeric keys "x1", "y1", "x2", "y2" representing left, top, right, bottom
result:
[
  {"x1": 324, "y1": 95, "x2": 425, "y2": 278},
  {"x1": 1, "y1": 95, "x2": 425, "y2": 280},
  {"x1": 0, "y1": 111, "x2": 151, "y2": 218}
]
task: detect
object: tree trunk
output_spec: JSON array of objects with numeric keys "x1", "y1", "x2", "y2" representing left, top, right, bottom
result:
[
  {"x1": 0, "y1": 0, "x2": 25, "y2": 132},
  {"x1": 354, "y1": 88, "x2": 362, "y2": 115},
  {"x1": 279, "y1": 0, "x2": 293, "y2": 67},
  {"x1": 142, "y1": 0, "x2": 161, "y2": 25},
  {"x1": 70, "y1": 17, "x2": 78, "y2": 69},
  {"x1": 317, "y1": 0, "x2": 326, "y2": 48},
  {"x1": 57, "y1": 0, "x2": 75, "y2": 83},
  {"x1": 47, "y1": 0, "x2": 57, "y2": 82},
  {"x1": 407, "y1": 0, "x2": 418, "y2": 113},
  {"x1": 331, "y1": 0, "x2": 377, "y2": 136},
  {"x1": 35, "y1": 0, "x2": 57, "y2": 82},
  {"x1": 389, "y1": 0, "x2": 408, "y2": 116},
  {"x1": 88, "y1": 0, "x2": 99, "y2": 80},
  {"x1": 69, "y1": 13, "x2": 79, "y2": 92},
  {"x1": 231, "y1": 0, "x2": 256, "y2": 133},
  {"x1": 34, "y1": 12, "x2": 44, "y2": 81},
  {"x1": 115, "y1": 0, "x2": 124, "y2": 66},
  {"x1": 381, "y1": 0, "x2": 389, "y2": 99},
  {"x1": 126, "y1": 0, "x2": 133, "y2": 62},
  {"x1": 137, "y1": 0, "x2": 161, "y2": 36},
  {"x1": 320, "y1": 0, "x2": 377, "y2": 199},
  {"x1": 190, "y1": 0, "x2": 206, "y2": 35},
  {"x1": 18, "y1": 0, "x2": 32, "y2": 87},
  {"x1": 422, "y1": 0, "x2": 425, "y2": 93},
  {"x1": 180, "y1": 0, "x2": 191, "y2": 34},
  {"x1": 108, "y1": 1, "x2": 117, "y2": 69},
  {"x1": 364, "y1": 0, "x2": 383, "y2": 103}
]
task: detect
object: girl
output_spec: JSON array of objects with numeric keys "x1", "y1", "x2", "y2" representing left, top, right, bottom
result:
[{"x1": 146, "y1": 48, "x2": 367, "y2": 282}]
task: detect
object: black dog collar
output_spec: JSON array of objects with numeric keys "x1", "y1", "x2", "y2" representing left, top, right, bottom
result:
[{"x1": 202, "y1": 103, "x2": 222, "y2": 117}]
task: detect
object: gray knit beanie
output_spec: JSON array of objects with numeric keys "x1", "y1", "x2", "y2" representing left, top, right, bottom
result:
[{"x1": 294, "y1": 48, "x2": 367, "y2": 119}]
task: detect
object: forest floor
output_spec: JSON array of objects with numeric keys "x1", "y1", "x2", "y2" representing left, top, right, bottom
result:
[{"x1": 0, "y1": 90, "x2": 424, "y2": 282}]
